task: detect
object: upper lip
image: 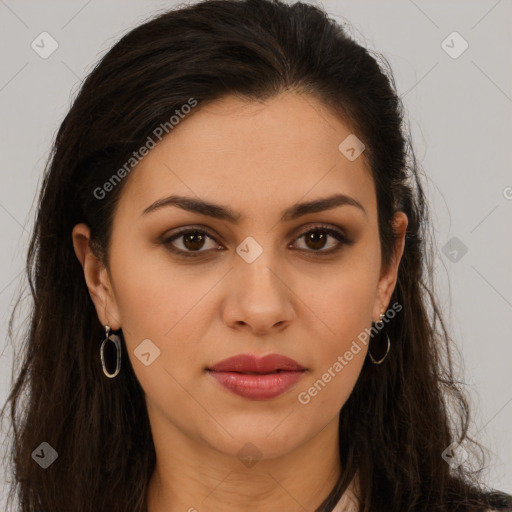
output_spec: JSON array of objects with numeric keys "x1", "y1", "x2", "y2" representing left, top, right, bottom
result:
[{"x1": 207, "y1": 353, "x2": 306, "y2": 373}]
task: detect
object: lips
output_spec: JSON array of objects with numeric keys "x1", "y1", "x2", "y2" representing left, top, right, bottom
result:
[
  {"x1": 207, "y1": 353, "x2": 306, "y2": 373},
  {"x1": 206, "y1": 353, "x2": 306, "y2": 400}
]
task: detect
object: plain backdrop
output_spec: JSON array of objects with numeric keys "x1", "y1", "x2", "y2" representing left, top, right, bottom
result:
[{"x1": 1, "y1": 0, "x2": 511, "y2": 507}]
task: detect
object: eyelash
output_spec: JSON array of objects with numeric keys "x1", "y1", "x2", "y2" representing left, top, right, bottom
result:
[{"x1": 161, "y1": 224, "x2": 351, "y2": 258}]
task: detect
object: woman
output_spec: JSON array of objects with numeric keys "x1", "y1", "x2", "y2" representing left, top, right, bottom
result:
[{"x1": 1, "y1": 0, "x2": 510, "y2": 511}]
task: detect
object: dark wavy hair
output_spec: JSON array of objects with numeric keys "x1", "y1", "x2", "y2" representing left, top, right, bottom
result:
[{"x1": 1, "y1": 0, "x2": 510, "y2": 511}]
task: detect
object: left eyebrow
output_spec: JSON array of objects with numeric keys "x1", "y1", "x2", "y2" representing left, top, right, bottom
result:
[{"x1": 141, "y1": 193, "x2": 367, "y2": 222}]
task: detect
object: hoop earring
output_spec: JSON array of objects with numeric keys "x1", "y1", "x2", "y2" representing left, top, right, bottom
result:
[
  {"x1": 368, "y1": 314, "x2": 391, "y2": 365},
  {"x1": 368, "y1": 333, "x2": 390, "y2": 364},
  {"x1": 100, "y1": 325, "x2": 122, "y2": 378}
]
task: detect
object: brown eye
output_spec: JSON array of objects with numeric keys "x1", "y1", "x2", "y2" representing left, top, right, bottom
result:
[
  {"x1": 181, "y1": 231, "x2": 207, "y2": 251},
  {"x1": 162, "y1": 228, "x2": 221, "y2": 257},
  {"x1": 162, "y1": 224, "x2": 350, "y2": 259},
  {"x1": 303, "y1": 230, "x2": 329, "y2": 251},
  {"x1": 292, "y1": 226, "x2": 349, "y2": 253}
]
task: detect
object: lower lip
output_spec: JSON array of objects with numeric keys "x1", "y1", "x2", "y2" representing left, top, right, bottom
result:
[{"x1": 206, "y1": 370, "x2": 305, "y2": 400}]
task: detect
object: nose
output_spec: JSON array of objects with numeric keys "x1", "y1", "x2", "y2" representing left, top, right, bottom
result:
[{"x1": 222, "y1": 252, "x2": 295, "y2": 336}]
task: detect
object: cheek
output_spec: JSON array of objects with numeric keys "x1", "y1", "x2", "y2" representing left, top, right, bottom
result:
[
  {"x1": 297, "y1": 355, "x2": 365, "y2": 415},
  {"x1": 308, "y1": 247, "x2": 380, "y2": 343},
  {"x1": 296, "y1": 277, "x2": 372, "y2": 412},
  {"x1": 109, "y1": 236, "x2": 184, "y2": 324},
  {"x1": 295, "y1": 244, "x2": 379, "y2": 405},
  {"x1": 106, "y1": 240, "x2": 174, "y2": 368},
  {"x1": 108, "y1": 242, "x2": 209, "y2": 376}
]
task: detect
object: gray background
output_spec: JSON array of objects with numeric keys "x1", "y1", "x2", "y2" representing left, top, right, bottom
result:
[{"x1": 1, "y1": 0, "x2": 511, "y2": 507}]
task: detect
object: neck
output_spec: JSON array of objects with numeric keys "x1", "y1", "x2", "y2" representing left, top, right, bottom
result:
[{"x1": 146, "y1": 413, "x2": 342, "y2": 512}]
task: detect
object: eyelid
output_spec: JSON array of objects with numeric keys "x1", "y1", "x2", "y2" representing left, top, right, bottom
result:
[{"x1": 161, "y1": 224, "x2": 221, "y2": 244}]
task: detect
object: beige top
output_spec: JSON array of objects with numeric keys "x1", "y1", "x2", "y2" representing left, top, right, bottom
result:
[
  {"x1": 330, "y1": 473, "x2": 360, "y2": 512},
  {"x1": 331, "y1": 492, "x2": 359, "y2": 511}
]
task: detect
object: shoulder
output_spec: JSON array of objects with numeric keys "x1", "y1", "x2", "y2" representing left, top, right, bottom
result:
[{"x1": 483, "y1": 490, "x2": 512, "y2": 511}]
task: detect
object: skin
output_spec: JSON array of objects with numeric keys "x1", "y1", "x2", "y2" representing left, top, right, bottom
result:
[{"x1": 72, "y1": 91, "x2": 407, "y2": 512}]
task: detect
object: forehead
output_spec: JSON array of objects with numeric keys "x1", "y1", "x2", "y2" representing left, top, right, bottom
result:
[{"x1": 117, "y1": 91, "x2": 376, "y2": 224}]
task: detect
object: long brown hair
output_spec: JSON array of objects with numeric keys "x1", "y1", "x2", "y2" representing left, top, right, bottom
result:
[{"x1": 1, "y1": 0, "x2": 510, "y2": 511}]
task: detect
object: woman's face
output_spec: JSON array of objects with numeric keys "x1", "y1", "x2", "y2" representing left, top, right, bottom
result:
[{"x1": 74, "y1": 91, "x2": 406, "y2": 461}]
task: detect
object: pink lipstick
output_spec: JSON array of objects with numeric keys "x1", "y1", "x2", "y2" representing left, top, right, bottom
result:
[{"x1": 206, "y1": 353, "x2": 306, "y2": 400}]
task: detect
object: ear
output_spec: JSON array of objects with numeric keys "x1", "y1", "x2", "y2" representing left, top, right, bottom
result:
[
  {"x1": 372, "y1": 211, "x2": 408, "y2": 322},
  {"x1": 71, "y1": 223, "x2": 122, "y2": 330}
]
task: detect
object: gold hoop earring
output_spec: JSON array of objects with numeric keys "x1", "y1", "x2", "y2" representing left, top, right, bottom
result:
[
  {"x1": 368, "y1": 332, "x2": 390, "y2": 364},
  {"x1": 368, "y1": 313, "x2": 391, "y2": 365}
]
